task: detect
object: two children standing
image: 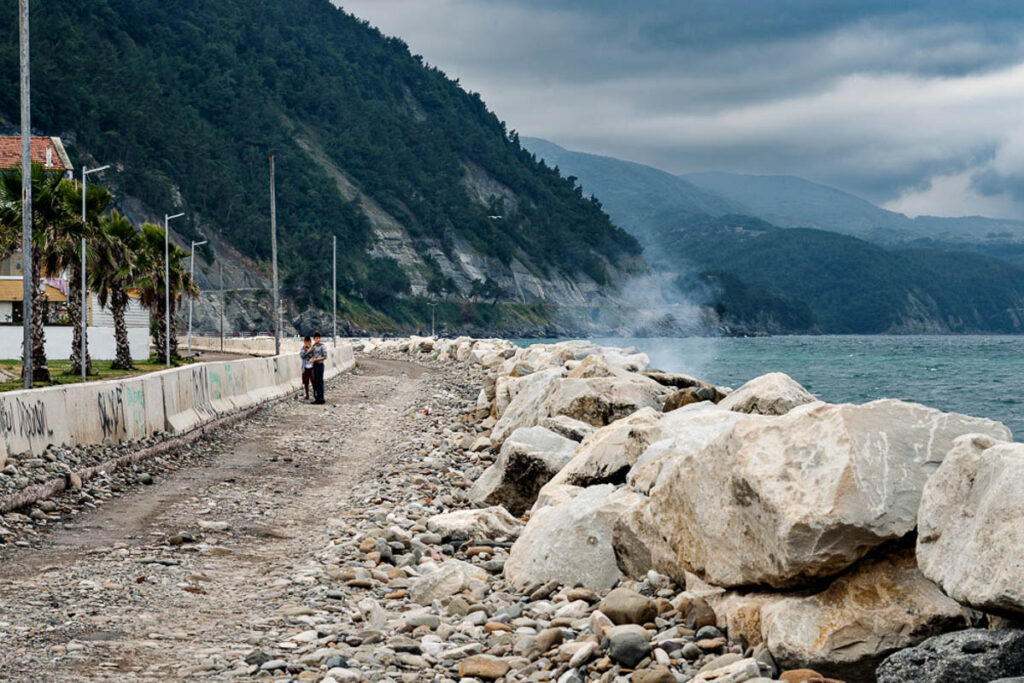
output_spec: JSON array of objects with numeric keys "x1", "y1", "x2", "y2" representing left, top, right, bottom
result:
[{"x1": 300, "y1": 332, "x2": 328, "y2": 404}]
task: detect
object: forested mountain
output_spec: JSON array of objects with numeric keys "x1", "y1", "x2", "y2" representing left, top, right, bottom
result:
[
  {"x1": 0, "y1": 0, "x2": 642, "y2": 334},
  {"x1": 663, "y1": 216, "x2": 1024, "y2": 334}
]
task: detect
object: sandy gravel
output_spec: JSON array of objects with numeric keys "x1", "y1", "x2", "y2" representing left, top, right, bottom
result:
[{"x1": 0, "y1": 357, "x2": 456, "y2": 681}]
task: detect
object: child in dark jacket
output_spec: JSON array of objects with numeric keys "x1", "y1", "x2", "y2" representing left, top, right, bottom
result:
[{"x1": 299, "y1": 336, "x2": 314, "y2": 400}]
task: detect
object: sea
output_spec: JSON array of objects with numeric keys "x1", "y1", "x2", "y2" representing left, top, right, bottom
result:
[{"x1": 513, "y1": 335, "x2": 1024, "y2": 441}]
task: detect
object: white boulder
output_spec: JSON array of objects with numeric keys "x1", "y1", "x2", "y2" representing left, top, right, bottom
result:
[
  {"x1": 491, "y1": 374, "x2": 668, "y2": 446},
  {"x1": 468, "y1": 427, "x2": 578, "y2": 515},
  {"x1": 717, "y1": 372, "x2": 816, "y2": 416},
  {"x1": 627, "y1": 402, "x2": 755, "y2": 494},
  {"x1": 917, "y1": 434, "x2": 1024, "y2": 615},
  {"x1": 546, "y1": 407, "x2": 665, "y2": 489},
  {"x1": 505, "y1": 484, "x2": 645, "y2": 591},
  {"x1": 639, "y1": 399, "x2": 1011, "y2": 587}
]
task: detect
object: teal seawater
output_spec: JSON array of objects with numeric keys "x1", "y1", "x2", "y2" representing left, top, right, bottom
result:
[{"x1": 513, "y1": 335, "x2": 1023, "y2": 441}]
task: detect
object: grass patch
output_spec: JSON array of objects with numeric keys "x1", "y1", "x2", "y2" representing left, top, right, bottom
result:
[{"x1": 0, "y1": 357, "x2": 200, "y2": 393}]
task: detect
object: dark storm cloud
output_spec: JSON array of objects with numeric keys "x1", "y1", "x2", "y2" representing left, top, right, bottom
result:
[{"x1": 337, "y1": 0, "x2": 1024, "y2": 218}]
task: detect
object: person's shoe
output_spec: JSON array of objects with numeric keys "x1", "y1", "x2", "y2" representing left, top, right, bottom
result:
[{"x1": 314, "y1": 399, "x2": 326, "y2": 405}]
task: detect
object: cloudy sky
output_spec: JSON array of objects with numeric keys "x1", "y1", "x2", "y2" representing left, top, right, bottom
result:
[{"x1": 338, "y1": 1, "x2": 1024, "y2": 219}]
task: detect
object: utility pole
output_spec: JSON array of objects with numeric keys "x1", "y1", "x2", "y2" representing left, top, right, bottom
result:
[
  {"x1": 187, "y1": 239, "x2": 207, "y2": 358},
  {"x1": 269, "y1": 155, "x2": 280, "y2": 356},
  {"x1": 19, "y1": 0, "x2": 31, "y2": 388},
  {"x1": 81, "y1": 164, "x2": 109, "y2": 381},
  {"x1": 164, "y1": 212, "x2": 185, "y2": 366},
  {"x1": 427, "y1": 302, "x2": 438, "y2": 338},
  {"x1": 219, "y1": 261, "x2": 224, "y2": 352},
  {"x1": 332, "y1": 235, "x2": 337, "y2": 348}
]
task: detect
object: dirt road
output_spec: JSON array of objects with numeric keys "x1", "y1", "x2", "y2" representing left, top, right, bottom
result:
[{"x1": 0, "y1": 358, "x2": 454, "y2": 681}]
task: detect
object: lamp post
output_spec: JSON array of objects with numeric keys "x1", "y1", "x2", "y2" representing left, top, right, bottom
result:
[
  {"x1": 332, "y1": 235, "x2": 337, "y2": 348},
  {"x1": 187, "y1": 239, "x2": 207, "y2": 358},
  {"x1": 80, "y1": 164, "x2": 109, "y2": 381},
  {"x1": 19, "y1": 0, "x2": 31, "y2": 388},
  {"x1": 219, "y1": 261, "x2": 224, "y2": 352},
  {"x1": 164, "y1": 212, "x2": 185, "y2": 366},
  {"x1": 269, "y1": 155, "x2": 280, "y2": 356},
  {"x1": 427, "y1": 302, "x2": 438, "y2": 338}
]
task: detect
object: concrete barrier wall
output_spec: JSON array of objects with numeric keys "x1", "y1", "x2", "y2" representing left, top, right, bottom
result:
[
  {"x1": 64, "y1": 375, "x2": 162, "y2": 447},
  {"x1": 184, "y1": 335, "x2": 306, "y2": 357},
  {"x1": 0, "y1": 385, "x2": 72, "y2": 456},
  {"x1": 0, "y1": 344, "x2": 355, "y2": 456}
]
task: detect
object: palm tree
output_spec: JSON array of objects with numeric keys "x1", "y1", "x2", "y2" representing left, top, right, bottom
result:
[
  {"x1": 134, "y1": 222, "x2": 198, "y2": 363},
  {"x1": 90, "y1": 210, "x2": 139, "y2": 370},
  {"x1": 46, "y1": 181, "x2": 112, "y2": 376},
  {"x1": 0, "y1": 163, "x2": 78, "y2": 383}
]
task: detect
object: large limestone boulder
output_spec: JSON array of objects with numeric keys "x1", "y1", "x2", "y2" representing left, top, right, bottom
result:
[
  {"x1": 490, "y1": 368, "x2": 562, "y2": 424},
  {"x1": 530, "y1": 482, "x2": 583, "y2": 514},
  {"x1": 612, "y1": 497, "x2": 679, "y2": 581},
  {"x1": 717, "y1": 372, "x2": 816, "y2": 416},
  {"x1": 469, "y1": 427, "x2": 578, "y2": 516},
  {"x1": 626, "y1": 402, "x2": 756, "y2": 494},
  {"x1": 540, "y1": 415, "x2": 595, "y2": 442},
  {"x1": 545, "y1": 408, "x2": 665, "y2": 489},
  {"x1": 875, "y1": 629, "x2": 1024, "y2": 683},
  {"x1": 468, "y1": 340, "x2": 515, "y2": 369},
  {"x1": 426, "y1": 507, "x2": 523, "y2": 544},
  {"x1": 491, "y1": 374, "x2": 668, "y2": 447},
  {"x1": 761, "y1": 549, "x2": 972, "y2": 681},
  {"x1": 639, "y1": 399, "x2": 1011, "y2": 588},
  {"x1": 918, "y1": 434, "x2": 1024, "y2": 615},
  {"x1": 505, "y1": 484, "x2": 645, "y2": 591}
]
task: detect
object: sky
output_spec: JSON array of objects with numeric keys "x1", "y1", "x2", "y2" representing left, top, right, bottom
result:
[{"x1": 337, "y1": 1, "x2": 1024, "y2": 220}]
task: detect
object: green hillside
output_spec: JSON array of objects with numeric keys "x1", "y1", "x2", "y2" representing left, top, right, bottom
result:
[
  {"x1": 0, "y1": 0, "x2": 640, "y2": 327},
  {"x1": 662, "y1": 216, "x2": 1024, "y2": 334}
]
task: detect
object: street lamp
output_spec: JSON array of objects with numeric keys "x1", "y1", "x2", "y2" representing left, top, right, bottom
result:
[
  {"x1": 164, "y1": 212, "x2": 185, "y2": 366},
  {"x1": 187, "y1": 238, "x2": 207, "y2": 358},
  {"x1": 80, "y1": 164, "x2": 109, "y2": 381},
  {"x1": 19, "y1": 0, "x2": 31, "y2": 388},
  {"x1": 427, "y1": 302, "x2": 438, "y2": 338}
]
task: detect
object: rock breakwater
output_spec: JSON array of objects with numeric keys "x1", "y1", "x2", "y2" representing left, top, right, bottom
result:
[{"x1": 362, "y1": 335, "x2": 1024, "y2": 682}]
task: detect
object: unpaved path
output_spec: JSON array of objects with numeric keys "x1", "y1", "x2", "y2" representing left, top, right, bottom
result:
[{"x1": 0, "y1": 358, "x2": 442, "y2": 681}]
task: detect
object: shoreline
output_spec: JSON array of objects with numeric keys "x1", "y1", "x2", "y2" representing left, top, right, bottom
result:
[{"x1": 360, "y1": 335, "x2": 1024, "y2": 682}]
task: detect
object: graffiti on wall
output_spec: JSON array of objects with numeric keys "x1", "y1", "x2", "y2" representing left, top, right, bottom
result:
[
  {"x1": 96, "y1": 385, "x2": 146, "y2": 440},
  {"x1": 0, "y1": 397, "x2": 55, "y2": 442}
]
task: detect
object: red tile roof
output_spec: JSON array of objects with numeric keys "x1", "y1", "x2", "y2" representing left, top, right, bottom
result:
[{"x1": 0, "y1": 136, "x2": 73, "y2": 172}]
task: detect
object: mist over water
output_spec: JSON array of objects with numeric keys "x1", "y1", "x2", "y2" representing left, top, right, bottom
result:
[
  {"x1": 514, "y1": 335, "x2": 1024, "y2": 441},
  {"x1": 579, "y1": 273, "x2": 710, "y2": 336}
]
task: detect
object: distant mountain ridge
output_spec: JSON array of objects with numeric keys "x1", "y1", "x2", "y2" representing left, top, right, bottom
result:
[
  {"x1": 523, "y1": 137, "x2": 1024, "y2": 334},
  {"x1": 524, "y1": 137, "x2": 1024, "y2": 245},
  {"x1": 521, "y1": 137, "x2": 742, "y2": 256},
  {"x1": 682, "y1": 171, "x2": 1024, "y2": 243}
]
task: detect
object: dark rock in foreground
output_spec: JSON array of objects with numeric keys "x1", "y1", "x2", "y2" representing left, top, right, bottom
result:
[{"x1": 876, "y1": 629, "x2": 1024, "y2": 683}]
